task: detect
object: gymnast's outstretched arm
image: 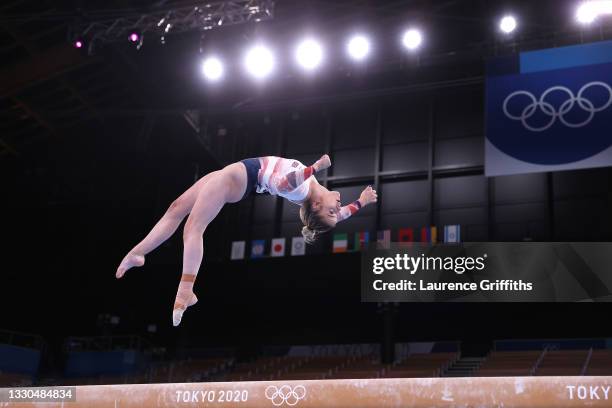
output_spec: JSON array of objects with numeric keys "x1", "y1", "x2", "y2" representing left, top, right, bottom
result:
[{"x1": 337, "y1": 185, "x2": 378, "y2": 222}]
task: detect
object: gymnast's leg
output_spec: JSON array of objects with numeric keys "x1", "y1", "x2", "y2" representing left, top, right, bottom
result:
[
  {"x1": 172, "y1": 168, "x2": 241, "y2": 326},
  {"x1": 115, "y1": 170, "x2": 221, "y2": 279}
]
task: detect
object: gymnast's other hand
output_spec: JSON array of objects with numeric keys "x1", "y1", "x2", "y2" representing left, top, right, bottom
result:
[
  {"x1": 313, "y1": 154, "x2": 331, "y2": 172},
  {"x1": 359, "y1": 185, "x2": 378, "y2": 207}
]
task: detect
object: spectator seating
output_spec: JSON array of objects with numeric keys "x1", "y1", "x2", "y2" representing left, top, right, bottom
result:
[
  {"x1": 476, "y1": 351, "x2": 542, "y2": 377},
  {"x1": 381, "y1": 352, "x2": 458, "y2": 378},
  {"x1": 584, "y1": 350, "x2": 612, "y2": 375},
  {"x1": 535, "y1": 350, "x2": 588, "y2": 376},
  {"x1": 0, "y1": 372, "x2": 33, "y2": 387}
]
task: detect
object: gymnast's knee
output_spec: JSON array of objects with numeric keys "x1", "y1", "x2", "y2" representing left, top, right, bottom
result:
[
  {"x1": 167, "y1": 198, "x2": 187, "y2": 217},
  {"x1": 182, "y1": 222, "x2": 207, "y2": 240}
]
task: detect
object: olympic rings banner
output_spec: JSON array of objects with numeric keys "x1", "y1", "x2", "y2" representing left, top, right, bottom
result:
[{"x1": 485, "y1": 40, "x2": 612, "y2": 176}]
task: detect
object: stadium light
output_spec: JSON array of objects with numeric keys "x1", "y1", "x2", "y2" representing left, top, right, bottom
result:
[
  {"x1": 201, "y1": 56, "x2": 224, "y2": 81},
  {"x1": 347, "y1": 34, "x2": 371, "y2": 61},
  {"x1": 244, "y1": 44, "x2": 275, "y2": 79},
  {"x1": 499, "y1": 15, "x2": 518, "y2": 34},
  {"x1": 402, "y1": 28, "x2": 423, "y2": 50},
  {"x1": 576, "y1": 1, "x2": 612, "y2": 24},
  {"x1": 295, "y1": 38, "x2": 324, "y2": 71}
]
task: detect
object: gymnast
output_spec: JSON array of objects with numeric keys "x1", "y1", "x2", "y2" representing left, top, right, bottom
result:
[{"x1": 115, "y1": 154, "x2": 378, "y2": 326}]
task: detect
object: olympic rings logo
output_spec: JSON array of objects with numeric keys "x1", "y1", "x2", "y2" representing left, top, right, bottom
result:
[
  {"x1": 502, "y1": 81, "x2": 612, "y2": 132},
  {"x1": 264, "y1": 385, "x2": 306, "y2": 406}
]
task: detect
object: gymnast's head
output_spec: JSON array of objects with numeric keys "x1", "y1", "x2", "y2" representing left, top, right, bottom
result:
[{"x1": 299, "y1": 188, "x2": 341, "y2": 244}]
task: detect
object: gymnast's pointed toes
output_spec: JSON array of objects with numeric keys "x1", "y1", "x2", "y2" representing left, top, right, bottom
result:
[
  {"x1": 116, "y1": 253, "x2": 145, "y2": 279},
  {"x1": 173, "y1": 309, "x2": 184, "y2": 327}
]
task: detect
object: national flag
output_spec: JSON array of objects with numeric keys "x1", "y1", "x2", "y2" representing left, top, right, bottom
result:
[
  {"x1": 291, "y1": 236, "x2": 306, "y2": 256},
  {"x1": 398, "y1": 228, "x2": 414, "y2": 242},
  {"x1": 332, "y1": 233, "x2": 348, "y2": 253},
  {"x1": 353, "y1": 231, "x2": 369, "y2": 251},
  {"x1": 444, "y1": 225, "x2": 461, "y2": 243},
  {"x1": 377, "y1": 230, "x2": 391, "y2": 249},
  {"x1": 251, "y1": 240, "x2": 265, "y2": 258},
  {"x1": 271, "y1": 238, "x2": 286, "y2": 257},
  {"x1": 230, "y1": 241, "x2": 245, "y2": 260},
  {"x1": 420, "y1": 226, "x2": 437, "y2": 243}
]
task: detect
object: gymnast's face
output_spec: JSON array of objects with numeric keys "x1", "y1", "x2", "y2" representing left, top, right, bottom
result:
[{"x1": 317, "y1": 189, "x2": 341, "y2": 227}]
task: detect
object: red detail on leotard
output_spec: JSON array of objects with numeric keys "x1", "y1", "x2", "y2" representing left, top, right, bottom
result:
[
  {"x1": 338, "y1": 200, "x2": 361, "y2": 222},
  {"x1": 256, "y1": 157, "x2": 318, "y2": 203}
]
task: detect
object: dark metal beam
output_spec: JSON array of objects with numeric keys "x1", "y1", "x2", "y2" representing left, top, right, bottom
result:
[
  {"x1": 546, "y1": 172, "x2": 555, "y2": 240},
  {"x1": 322, "y1": 110, "x2": 332, "y2": 188},
  {"x1": 327, "y1": 165, "x2": 484, "y2": 187},
  {"x1": 60, "y1": 77, "x2": 104, "y2": 122},
  {"x1": 71, "y1": 0, "x2": 274, "y2": 49},
  {"x1": 373, "y1": 102, "x2": 383, "y2": 232},
  {"x1": 0, "y1": 44, "x2": 97, "y2": 99},
  {"x1": 487, "y1": 177, "x2": 495, "y2": 241},
  {"x1": 2, "y1": 22, "x2": 105, "y2": 123},
  {"x1": 210, "y1": 77, "x2": 485, "y2": 115},
  {"x1": 427, "y1": 97, "x2": 435, "y2": 226},
  {"x1": 11, "y1": 97, "x2": 55, "y2": 134},
  {"x1": 107, "y1": 46, "x2": 222, "y2": 167}
]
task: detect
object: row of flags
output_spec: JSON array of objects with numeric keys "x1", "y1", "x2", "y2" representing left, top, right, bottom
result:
[
  {"x1": 331, "y1": 225, "x2": 460, "y2": 253},
  {"x1": 231, "y1": 237, "x2": 306, "y2": 260},
  {"x1": 230, "y1": 225, "x2": 461, "y2": 260}
]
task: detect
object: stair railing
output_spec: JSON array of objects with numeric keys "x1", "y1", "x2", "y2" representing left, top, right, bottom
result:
[
  {"x1": 531, "y1": 347, "x2": 548, "y2": 376},
  {"x1": 581, "y1": 347, "x2": 593, "y2": 376}
]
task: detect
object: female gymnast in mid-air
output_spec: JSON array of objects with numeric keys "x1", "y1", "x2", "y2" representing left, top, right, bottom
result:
[{"x1": 115, "y1": 154, "x2": 378, "y2": 326}]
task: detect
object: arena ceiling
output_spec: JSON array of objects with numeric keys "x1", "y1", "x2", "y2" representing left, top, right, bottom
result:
[{"x1": 0, "y1": 0, "x2": 605, "y2": 158}]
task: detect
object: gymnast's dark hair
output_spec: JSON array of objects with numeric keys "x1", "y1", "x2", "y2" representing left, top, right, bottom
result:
[{"x1": 299, "y1": 200, "x2": 332, "y2": 244}]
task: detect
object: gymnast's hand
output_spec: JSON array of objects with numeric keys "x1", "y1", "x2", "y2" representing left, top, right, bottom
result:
[
  {"x1": 313, "y1": 154, "x2": 331, "y2": 172},
  {"x1": 359, "y1": 185, "x2": 378, "y2": 207}
]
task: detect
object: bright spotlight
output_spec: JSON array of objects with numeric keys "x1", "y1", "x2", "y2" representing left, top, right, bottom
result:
[
  {"x1": 499, "y1": 15, "x2": 518, "y2": 34},
  {"x1": 128, "y1": 33, "x2": 140, "y2": 43},
  {"x1": 402, "y1": 29, "x2": 423, "y2": 50},
  {"x1": 74, "y1": 39, "x2": 83, "y2": 49},
  {"x1": 576, "y1": 1, "x2": 612, "y2": 24},
  {"x1": 295, "y1": 38, "x2": 324, "y2": 71},
  {"x1": 244, "y1": 45, "x2": 275, "y2": 79},
  {"x1": 347, "y1": 34, "x2": 371, "y2": 61},
  {"x1": 202, "y1": 57, "x2": 224, "y2": 81},
  {"x1": 577, "y1": 6, "x2": 597, "y2": 23}
]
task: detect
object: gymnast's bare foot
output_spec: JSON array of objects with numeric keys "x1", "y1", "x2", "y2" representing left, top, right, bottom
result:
[
  {"x1": 172, "y1": 293, "x2": 198, "y2": 327},
  {"x1": 116, "y1": 252, "x2": 145, "y2": 279}
]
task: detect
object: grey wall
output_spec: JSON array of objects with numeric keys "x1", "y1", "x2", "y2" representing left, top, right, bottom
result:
[{"x1": 203, "y1": 83, "x2": 612, "y2": 255}]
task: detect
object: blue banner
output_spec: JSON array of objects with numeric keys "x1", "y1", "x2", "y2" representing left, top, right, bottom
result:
[
  {"x1": 0, "y1": 345, "x2": 40, "y2": 375},
  {"x1": 485, "y1": 40, "x2": 612, "y2": 176},
  {"x1": 65, "y1": 350, "x2": 148, "y2": 377}
]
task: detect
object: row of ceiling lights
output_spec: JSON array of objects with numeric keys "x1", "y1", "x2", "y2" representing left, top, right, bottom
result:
[
  {"x1": 72, "y1": 1, "x2": 612, "y2": 82},
  {"x1": 199, "y1": 0, "x2": 612, "y2": 82}
]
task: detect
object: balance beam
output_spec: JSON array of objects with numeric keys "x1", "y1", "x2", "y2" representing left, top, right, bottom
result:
[{"x1": 1, "y1": 376, "x2": 610, "y2": 407}]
